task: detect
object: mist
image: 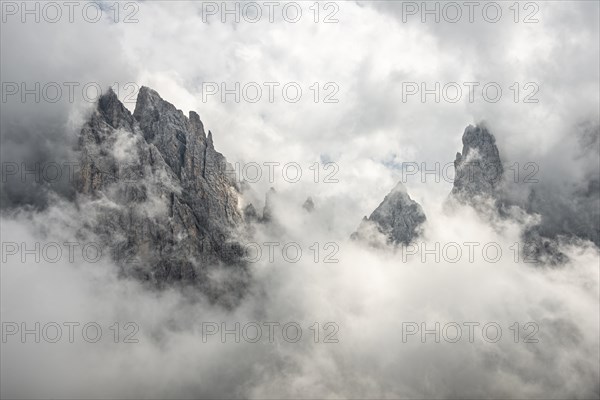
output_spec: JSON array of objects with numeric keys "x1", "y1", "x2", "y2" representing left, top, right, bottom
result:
[{"x1": 1, "y1": 1, "x2": 599, "y2": 398}]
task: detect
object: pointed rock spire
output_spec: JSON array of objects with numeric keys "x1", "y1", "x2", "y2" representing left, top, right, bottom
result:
[
  {"x1": 352, "y1": 181, "x2": 426, "y2": 246},
  {"x1": 451, "y1": 124, "x2": 503, "y2": 200},
  {"x1": 76, "y1": 86, "x2": 246, "y2": 303},
  {"x1": 189, "y1": 111, "x2": 207, "y2": 140},
  {"x1": 98, "y1": 87, "x2": 134, "y2": 129}
]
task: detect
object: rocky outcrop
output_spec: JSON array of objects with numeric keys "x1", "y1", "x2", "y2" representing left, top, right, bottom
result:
[
  {"x1": 450, "y1": 124, "x2": 503, "y2": 202},
  {"x1": 77, "y1": 87, "x2": 247, "y2": 303},
  {"x1": 302, "y1": 197, "x2": 315, "y2": 212},
  {"x1": 352, "y1": 182, "x2": 426, "y2": 246},
  {"x1": 243, "y1": 203, "x2": 259, "y2": 222},
  {"x1": 133, "y1": 87, "x2": 242, "y2": 229},
  {"x1": 448, "y1": 123, "x2": 599, "y2": 263}
]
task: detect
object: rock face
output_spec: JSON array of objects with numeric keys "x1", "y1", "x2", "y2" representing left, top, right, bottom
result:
[
  {"x1": 77, "y1": 87, "x2": 247, "y2": 302},
  {"x1": 451, "y1": 124, "x2": 503, "y2": 201},
  {"x1": 449, "y1": 123, "x2": 599, "y2": 263},
  {"x1": 352, "y1": 182, "x2": 426, "y2": 246},
  {"x1": 351, "y1": 122, "x2": 597, "y2": 258}
]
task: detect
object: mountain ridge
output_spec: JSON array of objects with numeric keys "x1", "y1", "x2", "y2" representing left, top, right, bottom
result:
[{"x1": 76, "y1": 86, "x2": 248, "y2": 304}]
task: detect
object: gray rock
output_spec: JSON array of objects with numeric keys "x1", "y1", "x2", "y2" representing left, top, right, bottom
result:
[
  {"x1": 448, "y1": 123, "x2": 599, "y2": 264},
  {"x1": 243, "y1": 203, "x2": 259, "y2": 222},
  {"x1": 303, "y1": 197, "x2": 315, "y2": 212},
  {"x1": 76, "y1": 87, "x2": 248, "y2": 304},
  {"x1": 352, "y1": 182, "x2": 426, "y2": 246},
  {"x1": 451, "y1": 124, "x2": 503, "y2": 201}
]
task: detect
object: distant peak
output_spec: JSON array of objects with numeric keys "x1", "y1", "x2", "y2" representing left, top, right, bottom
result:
[
  {"x1": 462, "y1": 124, "x2": 496, "y2": 147},
  {"x1": 351, "y1": 181, "x2": 425, "y2": 246}
]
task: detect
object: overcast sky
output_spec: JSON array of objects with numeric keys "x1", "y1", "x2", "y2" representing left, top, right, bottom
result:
[{"x1": 2, "y1": 0, "x2": 598, "y2": 216}]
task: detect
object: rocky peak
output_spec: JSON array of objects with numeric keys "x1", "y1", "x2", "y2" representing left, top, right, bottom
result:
[
  {"x1": 188, "y1": 111, "x2": 207, "y2": 140},
  {"x1": 451, "y1": 124, "x2": 503, "y2": 200},
  {"x1": 76, "y1": 87, "x2": 247, "y2": 304},
  {"x1": 352, "y1": 181, "x2": 426, "y2": 246},
  {"x1": 448, "y1": 123, "x2": 599, "y2": 263},
  {"x1": 133, "y1": 86, "x2": 165, "y2": 116},
  {"x1": 97, "y1": 87, "x2": 135, "y2": 131},
  {"x1": 133, "y1": 87, "x2": 192, "y2": 177}
]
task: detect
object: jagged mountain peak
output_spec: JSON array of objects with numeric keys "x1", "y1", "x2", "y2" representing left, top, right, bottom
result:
[
  {"x1": 134, "y1": 86, "x2": 184, "y2": 122},
  {"x1": 451, "y1": 123, "x2": 503, "y2": 200},
  {"x1": 188, "y1": 110, "x2": 207, "y2": 139},
  {"x1": 390, "y1": 180, "x2": 408, "y2": 194},
  {"x1": 97, "y1": 87, "x2": 133, "y2": 130},
  {"x1": 135, "y1": 85, "x2": 163, "y2": 106},
  {"x1": 76, "y1": 86, "x2": 246, "y2": 303},
  {"x1": 134, "y1": 87, "x2": 206, "y2": 138},
  {"x1": 98, "y1": 86, "x2": 119, "y2": 108},
  {"x1": 448, "y1": 123, "x2": 599, "y2": 262},
  {"x1": 462, "y1": 124, "x2": 496, "y2": 145},
  {"x1": 352, "y1": 181, "x2": 426, "y2": 246}
]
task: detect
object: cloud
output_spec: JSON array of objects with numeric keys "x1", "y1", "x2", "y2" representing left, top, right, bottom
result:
[
  {"x1": 2, "y1": 189, "x2": 599, "y2": 398},
  {"x1": 1, "y1": 1, "x2": 599, "y2": 398}
]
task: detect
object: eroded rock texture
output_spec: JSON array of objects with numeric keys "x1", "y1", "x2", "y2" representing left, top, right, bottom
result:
[
  {"x1": 77, "y1": 87, "x2": 247, "y2": 303},
  {"x1": 352, "y1": 182, "x2": 426, "y2": 246},
  {"x1": 451, "y1": 124, "x2": 504, "y2": 201}
]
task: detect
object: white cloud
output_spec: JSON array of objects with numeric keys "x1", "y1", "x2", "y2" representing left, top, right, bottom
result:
[{"x1": 1, "y1": 1, "x2": 599, "y2": 398}]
